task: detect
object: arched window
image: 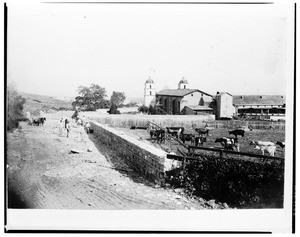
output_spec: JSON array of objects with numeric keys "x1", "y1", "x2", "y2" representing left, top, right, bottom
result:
[
  {"x1": 150, "y1": 85, "x2": 152, "y2": 89},
  {"x1": 184, "y1": 85, "x2": 186, "y2": 89},
  {"x1": 150, "y1": 91, "x2": 152, "y2": 96}
]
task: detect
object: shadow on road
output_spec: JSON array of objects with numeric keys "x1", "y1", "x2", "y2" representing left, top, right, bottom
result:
[
  {"x1": 7, "y1": 187, "x2": 28, "y2": 209},
  {"x1": 87, "y1": 132, "x2": 158, "y2": 188}
]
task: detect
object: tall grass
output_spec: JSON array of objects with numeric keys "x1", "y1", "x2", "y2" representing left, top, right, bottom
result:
[{"x1": 82, "y1": 112, "x2": 215, "y2": 128}]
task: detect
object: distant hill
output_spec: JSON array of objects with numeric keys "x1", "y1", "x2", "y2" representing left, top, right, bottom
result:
[
  {"x1": 127, "y1": 97, "x2": 144, "y2": 104},
  {"x1": 19, "y1": 92, "x2": 73, "y2": 115}
]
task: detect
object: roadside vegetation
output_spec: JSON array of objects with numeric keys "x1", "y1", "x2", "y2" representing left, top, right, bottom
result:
[
  {"x1": 165, "y1": 157, "x2": 284, "y2": 208},
  {"x1": 7, "y1": 84, "x2": 26, "y2": 131}
]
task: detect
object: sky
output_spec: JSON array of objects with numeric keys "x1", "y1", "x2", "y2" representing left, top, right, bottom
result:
[{"x1": 7, "y1": 2, "x2": 294, "y2": 100}]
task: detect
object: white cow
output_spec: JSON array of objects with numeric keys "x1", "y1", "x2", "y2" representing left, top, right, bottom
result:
[
  {"x1": 250, "y1": 141, "x2": 275, "y2": 146},
  {"x1": 254, "y1": 145, "x2": 276, "y2": 156}
]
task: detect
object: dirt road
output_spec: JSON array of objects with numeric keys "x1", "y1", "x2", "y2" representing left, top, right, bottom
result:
[{"x1": 7, "y1": 112, "x2": 212, "y2": 210}]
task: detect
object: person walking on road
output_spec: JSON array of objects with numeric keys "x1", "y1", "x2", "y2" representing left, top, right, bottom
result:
[
  {"x1": 58, "y1": 118, "x2": 64, "y2": 136},
  {"x1": 65, "y1": 119, "x2": 70, "y2": 138}
]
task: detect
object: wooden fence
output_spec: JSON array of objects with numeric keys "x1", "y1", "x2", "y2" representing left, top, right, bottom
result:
[
  {"x1": 167, "y1": 145, "x2": 284, "y2": 165},
  {"x1": 207, "y1": 120, "x2": 285, "y2": 130}
]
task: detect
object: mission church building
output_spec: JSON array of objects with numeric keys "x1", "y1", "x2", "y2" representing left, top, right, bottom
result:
[{"x1": 144, "y1": 77, "x2": 214, "y2": 115}]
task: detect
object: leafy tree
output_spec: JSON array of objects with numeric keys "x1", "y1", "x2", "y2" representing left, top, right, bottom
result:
[
  {"x1": 138, "y1": 105, "x2": 148, "y2": 113},
  {"x1": 7, "y1": 83, "x2": 26, "y2": 131},
  {"x1": 72, "y1": 84, "x2": 109, "y2": 110},
  {"x1": 110, "y1": 91, "x2": 126, "y2": 107},
  {"x1": 148, "y1": 105, "x2": 155, "y2": 114},
  {"x1": 107, "y1": 103, "x2": 120, "y2": 114}
]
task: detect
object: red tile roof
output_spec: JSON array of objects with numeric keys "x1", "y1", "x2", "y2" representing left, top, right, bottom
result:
[
  {"x1": 233, "y1": 95, "x2": 285, "y2": 106},
  {"x1": 156, "y1": 89, "x2": 212, "y2": 97}
]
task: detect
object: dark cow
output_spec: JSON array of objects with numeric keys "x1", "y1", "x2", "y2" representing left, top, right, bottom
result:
[
  {"x1": 39, "y1": 117, "x2": 46, "y2": 126},
  {"x1": 195, "y1": 136, "x2": 207, "y2": 147},
  {"x1": 32, "y1": 118, "x2": 40, "y2": 126},
  {"x1": 179, "y1": 133, "x2": 195, "y2": 145},
  {"x1": 150, "y1": 129, "x2": 165, "y2": 143},
  {"x1": 195, "y1": 128, "x2": 209, "y2": 136},
  {"x1": 166, "y1": 127, "x2": 184, "y2": 138},
  {"x1": 276, "y1": 141, "x2": 285, "y2": 149},
  {"x1": 228, "y1": 129, "x2": 245, "y2": 138},
  {"x1": 215, "y1": 137, "x2": 227, "y2": 148}
]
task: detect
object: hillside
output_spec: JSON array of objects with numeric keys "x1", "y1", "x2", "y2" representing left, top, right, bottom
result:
[{"x1": 19, "y1": 92, "x2": 73, "y2": 115}]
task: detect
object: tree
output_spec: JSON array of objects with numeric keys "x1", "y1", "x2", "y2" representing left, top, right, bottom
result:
[
  {"x1": 148, "y1": 105, "x2": 155, "y2": 114},
  {"x1": 138, "y1": 105, "x2": 149, "y2": 113},
  {"x1": 72, "y1": 84, "x2": 109, "y2": 111},
  {"x1": 110, "y1": 91, "x2": 126, "y2": 107},
  {"x1": 107, "y1": 103, "x2": 120, "y2": 114},
  {"x1": 7, "y1": 83, "x2": 26, "y2": 131}
]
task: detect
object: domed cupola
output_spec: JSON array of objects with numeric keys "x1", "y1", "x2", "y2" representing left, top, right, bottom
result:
[
  {"x1": 178, "y1": 77, "x2": 188, "y2": 89},
  {"x1": 145, "y1": 77, "x2": 154, "y2": 84}
]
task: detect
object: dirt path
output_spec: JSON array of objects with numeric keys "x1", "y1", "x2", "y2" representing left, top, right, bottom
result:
[{"x1": 7, "y1": 112, "x2": 211, "y2": 210}]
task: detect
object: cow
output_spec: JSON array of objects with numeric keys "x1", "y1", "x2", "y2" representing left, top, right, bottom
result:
[
  {"x1": 215, "y1": 137, "x2": 239, "y2": 151},
  {"x1": 195, "y1": 128, "x2": 209, "y2": 136},
  {"x1": 250, "y1": 141, "x2": 275, "y2": 146},
  {"x1": 166, "y1": 127, "x2": 184, "y2": 138},
  {"x1": 276, "y1": 141, "x2": 285, "y2": 149},
  {"x1": 39, "y1": 117, "x2": 46, "y2": 126},
  {"x1": 32, "y1": 118, "x2": 40, "y2": 126},
  {"x1": 224, "y1": 143, "x2": 240, "y2": 152},
  {"x1": 229, "y1": 129, "x2": 245, "y2": 138},
  {"x1": 150, "y1": 129, "x2": 165, "y2": 143},
  {"x1": 195, "y1": 136, "x2": 207, "y2": 147},
  {"x1": 254, "y1": 145, "x2": 276, "y2": 156},
  {"x1": 179, "y1": 133, "x2": 195, "y2": 145}
]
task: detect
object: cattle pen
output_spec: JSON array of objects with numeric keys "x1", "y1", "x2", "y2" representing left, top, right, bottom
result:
[{"x1": 83, "y1": 113, "x2": 285, "y2": 208}]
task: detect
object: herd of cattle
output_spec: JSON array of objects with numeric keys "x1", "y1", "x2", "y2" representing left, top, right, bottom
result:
[
  {"x1": 27, "y1": 117, "x2": 46, "y2": 126},
  {"x1": 146, "y1": 125, "x2": 285, "y2": 157}
]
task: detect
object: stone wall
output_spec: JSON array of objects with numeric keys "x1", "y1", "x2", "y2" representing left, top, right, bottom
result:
[{"x1": 90, "y1": 121, "x2": 177, "y2": 185}]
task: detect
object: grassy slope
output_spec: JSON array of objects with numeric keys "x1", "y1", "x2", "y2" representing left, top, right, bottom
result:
[{"x1": 20, "y1": 92, "x2": 73, "y2": 115}]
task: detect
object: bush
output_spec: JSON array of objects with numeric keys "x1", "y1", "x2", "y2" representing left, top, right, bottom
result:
[
  {"x1": 165, "y1": 156, "x2": 284, "y2": 208},
  {"x1": 138, "y1": 105, "x2": 148, "y2": 113},
  {"x1": 107, "y1": 103, "x2": 120, "y2": 114},
  {"x1": 7, "y1": 85, "x2": 26, "y2": 131}
]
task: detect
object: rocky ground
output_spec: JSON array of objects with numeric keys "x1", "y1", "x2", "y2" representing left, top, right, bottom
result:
[{"x1": 7, "y1": 111, "x2": 228, "y2": 210}]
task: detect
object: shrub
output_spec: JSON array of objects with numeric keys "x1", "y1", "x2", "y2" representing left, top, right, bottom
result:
[
  {"x1": 7, "y1": 85, "x2": 26, "y2": 131},
  {"x1": 165, "y1": 156, "x2": 284, "y2": 208},
  {"x1": 138, "y1": 105, "x2": 148, "y2": 113},
  {"x1": 107, "y1": 103, "x2": 120, "y2": 114}
]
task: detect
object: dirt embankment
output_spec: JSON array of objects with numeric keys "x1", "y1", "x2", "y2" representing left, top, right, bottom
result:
[{"x1": 7, "y1": 112, "x2": 223, "y2": 210}]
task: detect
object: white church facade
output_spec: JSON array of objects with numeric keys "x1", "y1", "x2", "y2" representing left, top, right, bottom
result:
[{"x1": 143, "y1": 78, "x2": 215, "y2": 115}]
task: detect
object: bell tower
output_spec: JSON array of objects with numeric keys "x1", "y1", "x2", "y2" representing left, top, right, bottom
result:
[
  {"x1": 144, "y1": 77, "x2": 156, "y2": 107},
  {"x1": 178, "y1": 77, "x2": 188, "y2": 89}
]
